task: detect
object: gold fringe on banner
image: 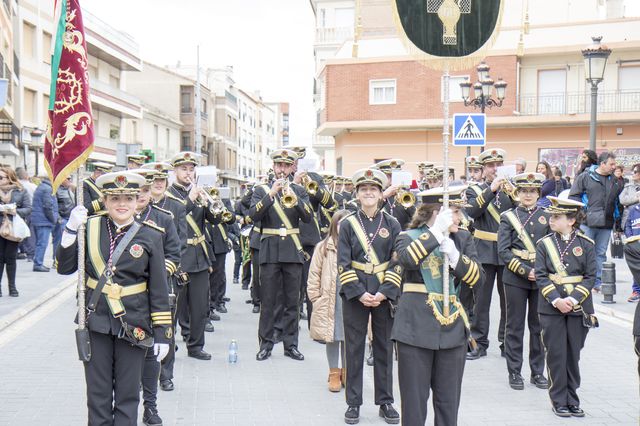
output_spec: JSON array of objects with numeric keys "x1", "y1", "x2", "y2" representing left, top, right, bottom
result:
[{"x1": 389, "y1": 0, "x2": 506, "y2": 71}]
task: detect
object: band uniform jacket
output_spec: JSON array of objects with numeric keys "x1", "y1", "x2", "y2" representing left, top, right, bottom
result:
[
  {"x1": 383, "y1": 196, "x2": 416, "y2": 231},
  {"x1": 498, "y1": 206, "x2": 551, "y2": 289},
  {"x1": 135, "y1": 204, "x2": 181, "y2": 277},
  {"x1": 168, "y1": 183, "x2": 221, "y2": 273},
  {"x1": 249, "y1": 181, "x2": 313, "y2": 264},
  {"x1": 154, "y1": 192, "x2": 188, "y2": 258},
  {"x1": 465, "y1": 182, "x2": 515, "y2": 265},
  {"x1": 391, "y1": 229, "x2": 483, "y2": 350},
  {"x1": 240, "y1": 187, "x2": 262, "y2": 251},
  {"x1": 83, "y1": 177, "x2": 104, "y2": 215},
  {"x1": 206, "y1": 211, "x2": 236, "y2": 255},
  {"x1": 535, "y1": 232, "x2": 596, "y2": 316},
  {"x1": 300, "y1": 173, "x2": 336, "y2": 247},
  {"x1": 57, "y1": 216, "x2": 172, "y2": 344},
  {"x1": 337, "y1": 210, "x2": 401, "y2": 301}
]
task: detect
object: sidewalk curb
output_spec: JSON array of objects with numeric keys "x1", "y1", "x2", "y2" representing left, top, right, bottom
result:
[
  {"x1": 594, "y1": 302, "x2": 635, "y2": 324},
  {"x1": 0, "y1": 275, "x2": 76, "y2": 332}
]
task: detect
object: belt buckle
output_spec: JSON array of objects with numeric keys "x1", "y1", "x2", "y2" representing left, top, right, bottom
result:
[
  {"x1": 279, "y1": 228, "x2": 287, "y2": 237},
  {"x1": 107, "y1": 283, "x2": 123, "y2": 300},
  {"x1": 364, "y1": 263, "x2": 374, "y2": 274}
]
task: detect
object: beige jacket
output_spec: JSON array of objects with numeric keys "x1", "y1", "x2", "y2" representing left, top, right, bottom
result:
[{"x1": 307, "y1": 238, "x2": 338, "y2": 342}]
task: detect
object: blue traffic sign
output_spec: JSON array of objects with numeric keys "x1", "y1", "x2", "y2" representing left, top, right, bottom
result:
[{"x1": 453, "y1": 113, "x2": 486, "y2": 146}]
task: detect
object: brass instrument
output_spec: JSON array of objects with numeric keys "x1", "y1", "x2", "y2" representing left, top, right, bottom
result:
[
  {"x1": 279, "y1": 173, "x2": 298, "y2": 208},
  {"x1": 397, "y1": 187, "x2": 416, "y2": 208},
  {"x1": 303, "y1": 175, "x2": 319, "y2": 196},
  {"x1": 204, "y1": 186, "x2": 228, "y2": 216},
  {"x1": 500, "y1": 179, "x2": 519, "y2": 201}
]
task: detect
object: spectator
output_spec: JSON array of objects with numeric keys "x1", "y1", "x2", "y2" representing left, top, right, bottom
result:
[
  {"x1": 514, "y1": 158, "x2": 527, "y2": 174},
  {"x1": 569, "y1": 151, "x2": 623, "y2": 291},
  {"x1": 620, "y1": 164, "x2": 640, "y2": 302},
  {"x1": 15, "y1": 167, "x2": 36, "y2": 261},
  {"x1": 31, "y1": 176, "x2": 59, "y2": 272},
  {"x1": 53, "y1": 177, "x2": 75, "y2": 261},
  {"x1": 536, "y1": 161, "x2": 554, "y2": 208},
  {"x1": 0, "y1": 166, "x2": 32, "y2": 296},
  {"x1": 566, "y1": 176, "x2": 571, "y2": 186},
  {"x1": 553, "y1": 167, "x2": 570, "y2": 195},
  {"x1": 614, "y1": 165, "x2": 628, "y2": 184},
  {"x1": 576, "y1": 149, "x2": 598, "y2": 176}
]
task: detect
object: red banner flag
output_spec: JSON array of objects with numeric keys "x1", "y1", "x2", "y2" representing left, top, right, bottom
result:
[{"x1": 44, "y1": 0, "x2": 94, "y2": 193}]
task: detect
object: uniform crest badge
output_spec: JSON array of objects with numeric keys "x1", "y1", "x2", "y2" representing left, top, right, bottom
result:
[
  {"x1": 394, "y1": 265, "x2": 402, "y2": 274},
  {"x1": 365, "y1": 170, "x2": 374, "y2": 179},
  {"x1": 165, "y1": 328, "x2": 173, "y2": 339},
  {"x1": 133, "y1": 327, "x2": 146, "y2": 340},
  {"x1": 129, "y1": 244, "x2": 144, "y2": 258},
  {"x1": 419, "y1": 232, "x2": 430, "y2": 240},
  {"x1": 379, "y1": 228, "x2": 390, "y2": 238},
  {"x1": 115, "y1": 174, "x2": 128, "y2": 188},
  {"x1": 518, "y1": 267, "x2": 525, "y2": 275},
  {"x1": 573, "y1": 246, "x2": 583, "y2": 257},
  {"x1": 338, "y1": 265, "x2": 344, "y2": 273},
  {"x1": 538, "y1": 216, "x2": 547, "y2": 225}
]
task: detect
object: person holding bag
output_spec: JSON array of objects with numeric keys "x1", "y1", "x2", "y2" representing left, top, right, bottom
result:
[
  {"x1": 56, "y1": 171, "x2": 171, "y2": 425},
  {"x1": 307, "y1": 209, "x2": 350, "y2": 392},
  {"x1": 0, "y1": 166, "x2": 32, "y2": 297}
]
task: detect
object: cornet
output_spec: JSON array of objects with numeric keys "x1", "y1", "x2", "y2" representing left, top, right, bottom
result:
[
  {"x1": 203, "y1": 186, "x2": 230, "y2": 217},
  {"x1": 397, "y1": 187, "x2": 416, "y2": 208},
  {"x1": 302, "y1": 175, "x2": 319, "y2": 196},
  {"x1": 279, "y1": 172, "x2": 298, "y2": 208}
]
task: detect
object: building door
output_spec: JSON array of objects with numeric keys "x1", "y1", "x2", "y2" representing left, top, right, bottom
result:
[{"x1": 537, "y1": 69, "x2": 566, "y2": 114}]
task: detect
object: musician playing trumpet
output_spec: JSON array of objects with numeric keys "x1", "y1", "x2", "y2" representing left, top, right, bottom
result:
[
  {"x1": 373, "y1": 159, "x2": 416, "y2": 231},
  {"x1": 249, "y1": 149, "x2": 313, "y2": 362}
]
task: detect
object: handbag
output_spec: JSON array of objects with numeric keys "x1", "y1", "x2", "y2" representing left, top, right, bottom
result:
[
  {"x1": 0, "y1": 213, "x2": 22, "y2": 242},
  {"x1": 12, "y1": 213, "x2": 30, "y2": 240}
]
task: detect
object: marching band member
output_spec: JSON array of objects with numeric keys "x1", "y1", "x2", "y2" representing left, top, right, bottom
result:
[
  {"x1": 497, "y1": 173, "x2": 550, "y2": 391},
  {"x1": 374, "y1": 159, "x2": 416, "y2": 231},
  {"x1": 392, "y1": 186, "x2": 483, "y2": 426},
  {"x1": 417, "y1": 162, "x2": 434, "y2": 191},
  {"x1": 57, "y1": 171, "x2": 171, "y2": 425},
  {"x1": 338, "y1": 168, "x2": 400, "y2": 425},
  {"x1": 465, "y1": 148, "x2": 515, "y2": 360},
  {"x1": 466, "y1": 156, "x2": 483, "y2": 184},
  {"x1": 83, "y1": 162, "x2": 113, "y2": 215},
  {"x1": 126, "y1": 154, "x2": 147, "y2": 170},
  {"x1": 535, "y1": 196, "x2": 596, "y2": 417},
  {"x1": 168, "y1": 152, "x2": 221, "y2": 361},
  {"x1": 249, "y1": 149, "x2": 313, "y2": 361}
]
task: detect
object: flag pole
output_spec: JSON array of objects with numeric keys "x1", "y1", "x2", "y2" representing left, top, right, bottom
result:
[
  {"x1": 442, "y1": 64, "x2": 451, "y2": 317},
  {"x1": 76, "y1": 166, "x2": 86, "y2": 329}
]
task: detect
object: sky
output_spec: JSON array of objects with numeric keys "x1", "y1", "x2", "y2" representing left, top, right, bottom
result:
[{"x1": 82, "y1": 0, "x2": 316, "y2": 145}]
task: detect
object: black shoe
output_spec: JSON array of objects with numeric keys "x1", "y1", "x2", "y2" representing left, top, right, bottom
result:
[
  {"x1": 256, "y1": 348, "x2": 271, "y2": 361},
  {"x1": 273, "y1": 331, "x2": 283, "y2": 343},
  {"x1": 233, "y1": 278, "x2": 239, "y2": 284},
  {"x1": 499, "y1": 343, "x2": 505, "y2": 358},
  {"x1": 344, "y1": 406, "x2": 360, "y2": 424},
  {"x1": 466, "y1": 347, "x2": 487, "y2": 360},
  {"x1": 159, "y1": 379, "x2": 174, "y2": 391},
  {"x1": 378, "y1": 404, "x2": 400, "y2": 424},
  {"x1": 182, "y1": 335, "x2": 188, "y2": 342},
  {"x1": 568, "y1": 405, "x2": 585, "y2": 417},
  {"x1": 508, "y1": 373, "x2": 524, "y2": 390},
  {"x1": 16, "y1": 253, "x2": 27, "y2": 260},
  {"x1": 252, "y1": 305, "x2": 260, "y2": 313},
  {"x1": 552, "y1": 406, "x2": 571, "y2": 417},
  {"x1": 223, "y1": 297, "x2": 231, "y2": 302},
  {"x1": 33, "y1": 265, "x2": 50, "y2": 272},
  {"x1": 299, "y1": 311, "x2": 308, "y2": 320},
  {"x1": 143, "y1": 406, "x2": 163, "y2": 426},
  {"x1": 245, "y1": 299, "x2": 253, "y2": 304},
  {"x1": 204, "y1": 321, "x2": 215, "y2": 333},
  {"x1": 530, "y1": 374, "x2": 549, "y2": 389},
  {"x1": 366, "y1": 354, "x2": 374, "y2": 366},
  {"x1": 284, "y1": 347, "x2": 305, "y2": 361},
  {"x1": 216, "y1": 304, "x2": 228, "y2": 314},
  {"x1": 241, "y1": 284, "x2": 249, "y2": 290},
  {"x1": 209, "y1": 312, "x2": 221, "y2": 321},
  {"x1": 187, "y1": 350, "x2": 211, "y2": 360}
]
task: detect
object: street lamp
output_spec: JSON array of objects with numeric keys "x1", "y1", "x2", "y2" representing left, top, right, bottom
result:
[
  {"x1": 460, "y1": 61, "x2": 508, "y2": 155},
  {"x1": 582, "y1": 36, "x2": 612, "y2": 151}
]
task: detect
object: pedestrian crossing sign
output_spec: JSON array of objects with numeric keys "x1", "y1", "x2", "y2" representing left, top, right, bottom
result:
[{"x1": 453, "y1": 113, "x2": 486, "y2": 146}]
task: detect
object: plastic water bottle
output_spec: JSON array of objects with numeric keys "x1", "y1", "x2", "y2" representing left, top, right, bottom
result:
[{"x1": 228, "y1": 340, "x2": 238, "y2": 363}]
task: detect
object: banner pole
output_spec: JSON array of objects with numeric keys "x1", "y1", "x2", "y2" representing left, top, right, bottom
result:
[
  {"x1": 442, "y1": 64, "x2": 451, "y2": 317},
  {"x1": 76, "y1": 166, "x2": 86, "y2": 329}
]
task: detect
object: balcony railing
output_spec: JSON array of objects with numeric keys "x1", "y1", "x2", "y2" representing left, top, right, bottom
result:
[
  {"x1": 315, "y1": 27, "x2": 354, "y2": 44},
  {"x1": 518, "y1": 90, "x2": 640, "y2": 116}
]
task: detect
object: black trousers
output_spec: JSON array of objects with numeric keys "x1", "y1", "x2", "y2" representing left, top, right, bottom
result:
[
  {"x1": 0, "y1": 237, "x2": 18, "y2": 292},
  {"x1": 84, "y1": 331, "x2": 145, "y2": 426},
  {"x1": 249, "y1": 249, "x2": 260, "y2": 304},
  {"x1": 300, "y1": 245, "x2": 315, "y2": 322},
  {"x1": 471, "y1": 263, "x2": 506, "y2": 350},
  {"x1": 258, "y1": 262, "x2": 302, "y2": 351},
  {"x1": 160, "y1": 281, "x2": 179, "y2": 382},
  {"x1": 539, "y1": 314, "x2": 589, "y2": 408},
  {"x1": 504, "y1": 283, "x2": 545, "y2": 376},
  {"x1": 142, "y1": 347, "x2": 160, "y2": 410},
  {"x1": 625, "y1": 241, "x2": 640, "y2": 284},
  {"x1": 209, "y1": 252, "x2": 227, "y2": 310},
  {"x1": 233, "y1": 245, "x2": 242, "y2": 279},
  {"x1": 397, "y1": 342, "x2": 466, "y2": 426},
  {"x1": 635, "y1": 335, "x2": 640, "y2": 378},
  {"x1": 177, "y1": 270, "x2": 209, "y2": 352},
  {"x1": 342, "y1": 295, "x2": 394, "y2": 407},
  {"x1": 459, "y1": 280, "x2": 475, "y2": 326}
]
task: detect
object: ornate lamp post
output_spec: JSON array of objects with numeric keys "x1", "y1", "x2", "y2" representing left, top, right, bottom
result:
[{"x1": 582, "y1": 36, "x2": 612, "y2": 152}]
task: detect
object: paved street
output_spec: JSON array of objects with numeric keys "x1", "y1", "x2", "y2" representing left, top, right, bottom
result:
[{"x1": 0, "y1": 254, "x2": 638, "y2": 426}]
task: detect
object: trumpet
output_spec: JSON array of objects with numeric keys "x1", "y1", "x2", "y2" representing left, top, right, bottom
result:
[
  {"x1": 397, "y1": 187, "x2": 416, "y2": 208},
  {"x1": 203, "y1": 186, "x2": 229, "y2": 216},
  {"x1": 302, "y1": 175, "x2": 319, "y2": 196},
  {"x1": 500, "y1": 179, "x2": 519, "y2": 201},
  {"x1": 279, "y1": 173, "x2": 298, "y2": 208}
]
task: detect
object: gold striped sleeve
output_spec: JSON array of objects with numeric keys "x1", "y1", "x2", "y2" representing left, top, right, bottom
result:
[
  {"x1": 477, "y1": 194, "x2": 485, "y2": 207},
  {"x1": 151, "y1": 311, "x2": 173, "y2": 326},
  {"x1": 508, "y1": 258, "x2": 521, "y2": 273},
  {"x1": 574, "y1": 285, "x2": 590, "y2": 302},
  {"x1": 412, "y1": 240, "x2": 429, "y2": 258},
  {"x1": 165, "y1": 260, "x2": 177, "y2": 275},
  {"x1": 468, "y1": 262, "x2": 481, "y2": 287},
  {"x1": 339, "y1": 270, "x2": 358, "y2": 284},
  {"x1": 385, "y1": 271, "x2": 402, "y2": 287},
  {"x1": 91, "y1": 199, "x2": 101, "y2": 212},
  {"x1": 541, "y1": 284, "x2": 556, "y2": 298},
  {"x1": 406, "y1": 244, "x2": 420, "y2": 265},
  {"x1": 462, "y1": 258, "x2": 476, "y2": 282}
]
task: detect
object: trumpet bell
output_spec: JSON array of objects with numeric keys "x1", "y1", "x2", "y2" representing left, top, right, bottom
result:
[
  {"x1": 306, "y1": 180, "x2": 319, "y2": 195},
  {"x1": 281, "y1": 192, "x2": 298, "y2": 208},
  {"x1": 222, "y1": 211, "x2": 234, "y2": 222},
  {"x1": 399, "y1": 190, "x2": 416, "y2": 208}
]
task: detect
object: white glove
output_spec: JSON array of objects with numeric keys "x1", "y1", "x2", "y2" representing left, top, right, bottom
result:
[
  {"x1": 430, "y1": 208, "x2": 453, "y2": 242},
  {"x1": 67, "y1": 206, "x2": 88, "y2": 231},
  {"x1": 153, "y1": 343, "x2": 170, "y2": 362},
  {"x1": 440, "y1": 238, "x2": 460, "y2": 267}
]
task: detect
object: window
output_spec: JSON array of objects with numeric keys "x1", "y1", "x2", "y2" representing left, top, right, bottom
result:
[
  {"x1": 153, "y1": 124, "x2": 159, "y2": 146},
  {"x1": 441, "y1": 75, "x2": 469, "y2": 102},
  {"x1": 619, "y1": 66, "x2": 640, "y2": 91},
  {"x1": 109, "y1": 74, "x2": 120, "y2": 89},
  {"x1": 42, "y1": 32, "x2": 52, "y2": 64},
  {"x1": 23, "y1": 88, "x2": 36, "y2": 123},
  {"x1": 88, "y1": 64, "x2": 98, "y2": 80},
  {"x1": 335, "y1": 7, "x2": 355, "y2": 28},
  {"x1": 336, "y1": 157, "x2": 343, "y2": 175},
  {"x1": 131, "y1": 121, "x2": 138, "y2": 142},
  {"x1": 165, "y1": 129, "x2": 170, "y2": 154},
  {"x1": 22, "y1": 21, "x2": 35, "y2": 59},
  {"x1": 181, "y1": 132, "x2": 191, "y2": 151},
  {"x1": 369, "y1": 79, "x2": 396, "y2": 105},
  {"x1": 537, "y1": 69, "x2": 566, "y2": 114},
  {"x1": 181, "y1": 92, "x2": 191, "y2": 113},
  {"x1": 42, "y1": 94, "x2": 49, "y2": 123},
  {"x1": 109, "y1": 125, "x2": 120, "y2": 140}
]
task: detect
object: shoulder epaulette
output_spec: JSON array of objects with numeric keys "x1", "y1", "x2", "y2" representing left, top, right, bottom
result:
[
  {"x1": 577, "y1": 232, "x2": 594, "y2": 244},
  {"x1": 537, "y1": 233, "x2": 553, "y2": 244},
  {"x1": 151, "y1": 204, "x2": 174, "y2": 218},
  {"x1": 165, "y1": 191, "x2": 185, "y2": 205},
  {"x1": 88, "y1": 211, "x2": 108, "y2": 218},
  {"x1": 143, "y1": 220, "x2": 165, "y2": 234}
]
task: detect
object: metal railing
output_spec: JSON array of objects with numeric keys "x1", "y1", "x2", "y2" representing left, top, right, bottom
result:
[
  {"x1": 315, "y1": 27, "x2": 354, "y2": 44},
  {"x1": 518, "y1": 90, "x2": 640, "y2": 116}
]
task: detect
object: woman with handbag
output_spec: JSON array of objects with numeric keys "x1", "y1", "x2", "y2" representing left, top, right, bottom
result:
[
  {"x1": 307, "y1": 209, "x2": 349, "y2": 392},
  {"x1": 56, "y1": 171, "x2": 171, "y2": 425},
  {"x1": 0, "y1": 166, "x2": 32, "y2": 297},
  {"x1": 535, "y1": 196, "x2": 596, "y2": 418}
]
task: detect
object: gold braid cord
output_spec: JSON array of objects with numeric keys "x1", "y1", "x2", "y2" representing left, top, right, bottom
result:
[{"x1": 426, "y1": 293, "x2": 471, "y2": 329}]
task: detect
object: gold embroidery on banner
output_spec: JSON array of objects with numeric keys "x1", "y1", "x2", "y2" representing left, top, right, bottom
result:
[{"x1": 427, "y1": 0, "x2": 472, "y2": 46}]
